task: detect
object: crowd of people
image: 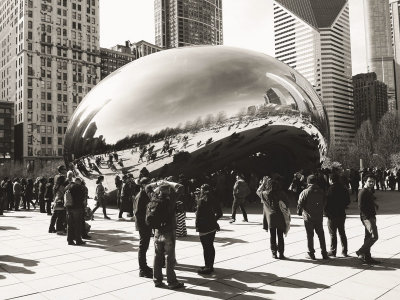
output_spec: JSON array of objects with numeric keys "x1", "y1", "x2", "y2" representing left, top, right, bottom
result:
[{"x1": 0, "y1": 162, "x2": 398, "y2": 289}]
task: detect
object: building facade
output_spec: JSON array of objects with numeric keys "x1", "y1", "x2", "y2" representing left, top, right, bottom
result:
[
  {"x1": 100, "y1": 42, "x2": 135, "y2": 80},
  {"x1": 364, "y1": 0, "x2": 397, "y2": 113},
  {"x1": 390, "y1": 0, "x2": 400, "y2": 113},
  {"x1": 131, "y1": 40, "x2": 163, "y2": 59},
  {"x1": 353, "y1": 72, "x2": 388, "y2": 130},
  {"x1": 274, "y1": 0, "x2": 355, "y2": 145},
  {"x1": 154, "y1": 0, "x2": 223, "y2": 49},
  {"x1": 0, "y1": 100, "x2": 14, "y2": 162},
  {"x1": 0, "y1": 0, "x2": 100, "y2": 162}
]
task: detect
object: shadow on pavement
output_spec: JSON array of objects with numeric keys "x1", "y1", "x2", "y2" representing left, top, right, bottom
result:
[
  {"x1": 0, "y1": 226, "x2": 18, "y2": 230},
  {"x1": 177, "y1": 234, "x2": 248, "y2": 246},
  {"x1": 0, "y1": 255, "x2": 39, "y2": 279},
  {"x1": 85, "y1": 229, "x2": 138, "y2": 252},
  {"x1": 175, "y1": 263, "x2": 328, "y2": 299}
]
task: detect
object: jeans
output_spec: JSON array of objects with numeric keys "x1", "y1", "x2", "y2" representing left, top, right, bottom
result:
[
  {"x1": 153, "y1": 231, "x2": 177, "y2": 285},
  {"x1": 327, "y1": 216, "x2": 347, "y2": 254},
  {"x1": 138, "y1": 227, "x2": 152, "y2": 270},
  {"x1": 358, "y1": 217, "x2": 378, "y2": 257},
  {"x1": 270, "y1": 227, "x2": 284, "y2": 254},
  {"x1": 67, "y1": 209, "x2": 84, "y2": 242},
  {"x1": 50, "y1": 210, "x2": 66, "y2": 232},
  {"x1": 304, "y1": 219, "x2": 327, "y2": 254},
  {"x1": 200, "y1": 231, "x2": 216, "y2": 268},
  {"x1": 231, "y1": 198, "x2": 247, "y2": 221}
]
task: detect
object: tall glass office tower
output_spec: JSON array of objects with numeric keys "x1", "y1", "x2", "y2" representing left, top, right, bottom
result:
[
  {"x1": 274, "y1": 0, "x2": 354, "y2": 145},
  {"x1": 154, "y1": 0, "x2": 223, "y2": 49}
]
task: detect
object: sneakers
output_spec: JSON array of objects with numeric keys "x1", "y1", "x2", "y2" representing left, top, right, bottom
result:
[
  {"x1": 306, "y1": 252, "x2": 316, "y2": 260},
  {"x1": 229, "y1": 219, "x2": 235, "y2": 224},
  {"x1": 327, "y1": 251, "x2": 336, "y2": 257},
  {"x1": 356, "y1": 250, "x2": 366, "y2": 261},
  {"x1": 197, "y1": 266, "x2": 214, "y2": 275},
  {"x1": 168, "y1": 282, "x2": 185, "y2": 290}
]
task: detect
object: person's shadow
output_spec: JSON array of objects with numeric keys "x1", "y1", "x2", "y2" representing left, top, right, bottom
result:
[
  {"x1": 0, "y1": 255, "x2": 39, "y2": 279},
  {"x1": 175, "y1": 263, "x2": 329, "y2": 299}
]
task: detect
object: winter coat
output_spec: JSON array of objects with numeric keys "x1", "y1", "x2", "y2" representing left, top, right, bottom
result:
[
  {"x1": 134, "y1": 189, "x2": 151, "y2": 232},
  {"x1": 13, "y1": 182, "x2": 22, "y2": 196},
  {"x1": 195, "y1": 190, "x2": 222, "y2": 233},
  {"x1": 297, "y1": 184, "x2": 326, "y2": 222},
  {"x1": 44, "y1": 183, "x2": 54, "y2": 201},
  {"x1": 233, "y1": 179, "x2": 250, "y2": 204},
  {"x1": 257, "y1": 179, "x2": 288, "y2": 232},
  {"x1": 120, "y1": 181, "x2": 134, "y2": 212},
  {"x1": 325, "y1": 182, "x2": 350, "y2": 219}
]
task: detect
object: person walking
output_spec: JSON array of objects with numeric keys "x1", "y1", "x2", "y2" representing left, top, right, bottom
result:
[
  {"x1": 297, "y1": 175, "x2": 329, "y2": 260},
  {"x1": 145, "y1": 180, "x2": 185, "y2": 289},
  {"x1": 257, "y1": 176, "x2": 290, "y2": 259},
  {"x1": 230, "y1": 174, "x2": 250, "y2": 223},
  {"x1": 325, "y1": 173, "x2": 350, "y2": 257},
  {"x1": 195, "y1": 184, "x2": 222, "y2": 274},
  {"x1": 356, "y1": 175, "x2": 381, "y2": 264},
  {"x1": 133, "y1": 177, "x2": 153, "y2": 278},
  {"x1": 65, "y1": 177, "x2": 86, "y2": 246},
  {"x1": 24, "y1": 179, "x2": 36, "y2": 210},
  {"x1": 92, "y1": 176, "x2": 110, "y2": 219}
]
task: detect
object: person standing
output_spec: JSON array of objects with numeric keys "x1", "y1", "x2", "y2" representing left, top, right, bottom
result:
[
  {"x1": 257, "y1": 176, "x2": 289, "y2": 259},
  {"x1": 118, "y1": 175, "x2": 134, "y2": 220},
  {"x1": 38, "y1": 177, "x2": 47, "y2": 213},
  {"x1": 44, "y1": 178, "x2": 54, "y2": 215},
  {"x1": 145, "y1": 180, "x2": 184, "y2": 289},
  {"x1": 13, "y1": 178, "x2": 22, "y2": 211},
  {"x1": 297, "y1": 175, "x2": 329, "y2": 260},
  {"x1": 24, "y1": 179, "x2": 36, "y2": 210},
  {"x1": 133, "y1": 177, "x2": 153, "y2": 278},
  {"x1": 230, "y1": 174, "x2": 250, "y2": 223},
  {"x1": 356, "y1": 175, "x2": 381, "y2": 264},
  {"x1": 65, "y1": 177, "x2": 86, "y2": 246},
  {"x1": 195, "y1": 184, "x2": 222, "y2": 274},
  {"x1": 92, "y1": 176, "x2": 110, "y2": 219},
  {"x1": 49, "y1": 165, "x2": 68, "y2": 234},
  {"x1": 325, "y1": 173, "x2": 350, "y2": 257}
]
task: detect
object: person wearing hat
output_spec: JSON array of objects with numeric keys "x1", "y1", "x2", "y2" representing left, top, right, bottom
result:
[
  {"x1": 133, "y1": 177, "x2": 153, "y2": 278},
  {"x1": 195, "y1": 184, "x2": 222, "y2": 274},
  {"x1": 92, "y1": 175, "x2": 110, "y2": 219},
  {"x1": 297, "y1": 174, "x2": 328, "y2": 260}
]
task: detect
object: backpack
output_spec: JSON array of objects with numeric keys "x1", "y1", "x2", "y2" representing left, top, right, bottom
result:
[
  {"x1": 145, "y1": 187, "x2": 171, "y2": 229},
  {"x1": 64, "y1": 187, "x2": 73, "y2": 207}
]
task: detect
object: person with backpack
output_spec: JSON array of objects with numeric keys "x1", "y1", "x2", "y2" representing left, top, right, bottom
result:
[
  {"x1": 145, "y1": 179, "x2": 185, "y2": 289},
  {"x1": 297, "y1": 175, "x2": 329, "y2": 260},
  {"x1": 65, "y1": 177, "x2": 86, "y2": 246},
  {"x1": 92, "y1": 175, "x2": 110, "y2": 219},
  {"x1": 195, "y1": 184, "x2": 222, "y2": 275},
  {"x1": 133, "y1": 177, "x2": 153, "y2": 278},
  {"x1": 230, "y1": 174, "x2": 250, "y2": 223}
]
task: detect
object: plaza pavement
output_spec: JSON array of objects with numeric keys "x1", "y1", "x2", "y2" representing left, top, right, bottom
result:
[{"x1": 1, "y1": 191, "x2": 400, "y2": 300}]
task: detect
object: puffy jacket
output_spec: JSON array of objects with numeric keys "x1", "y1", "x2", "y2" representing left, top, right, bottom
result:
[{"x1": 297, "y1": 184, "x2": 326, "y2": 222}]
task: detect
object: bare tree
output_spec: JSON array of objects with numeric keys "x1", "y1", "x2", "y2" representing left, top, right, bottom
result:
[{"x1": 376, "y1": 112, "x2": 400, "y2": 167}]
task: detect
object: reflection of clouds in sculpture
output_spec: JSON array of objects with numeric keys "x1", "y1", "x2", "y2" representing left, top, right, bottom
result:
[{"x1": 65, "y1": 46, "x2": 329, "y2": 186}]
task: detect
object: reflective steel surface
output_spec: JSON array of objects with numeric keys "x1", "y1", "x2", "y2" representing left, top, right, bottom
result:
[{"x1": 64, "y1": 46, "x2": 329, "y2": 187}]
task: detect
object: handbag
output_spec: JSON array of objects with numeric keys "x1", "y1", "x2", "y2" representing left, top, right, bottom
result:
[{"x1": 64, "y1": 189, "x2": 73, "y2": 207}]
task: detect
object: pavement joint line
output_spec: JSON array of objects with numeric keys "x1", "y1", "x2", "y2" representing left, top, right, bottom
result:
[
  {"x1": 300, "y1": 250, "x2": 400, "y2": 299},
  {"x1": 376, "y1": 282, "x2": 400, "y2": 299}
]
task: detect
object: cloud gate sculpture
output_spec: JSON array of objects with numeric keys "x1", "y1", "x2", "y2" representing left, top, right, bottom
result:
[{"x1": 64, "y1": 46, "x2": 329, "y2": 189}]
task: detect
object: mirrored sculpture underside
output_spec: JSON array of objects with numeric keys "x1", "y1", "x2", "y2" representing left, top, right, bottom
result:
[{"x1": 64, "y1": 46, "x2": 329, "y2": 188}]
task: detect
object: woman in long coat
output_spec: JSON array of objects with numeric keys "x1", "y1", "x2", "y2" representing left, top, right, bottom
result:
[{"x1": 257, "y1": 176, "x2": 289, "y2": 259}]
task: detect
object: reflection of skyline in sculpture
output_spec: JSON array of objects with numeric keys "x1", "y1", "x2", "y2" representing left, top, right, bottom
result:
[{"x1": 64, "y1": 46, "x2": 329, "y2": 191}]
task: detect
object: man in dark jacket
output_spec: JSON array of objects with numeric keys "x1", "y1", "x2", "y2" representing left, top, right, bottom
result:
[
  {"x1": 133, "y1": 177, "x2": 153, "y2": 278},
  {"x1": 65, "y1": 177, "x2": 86, "y2": 246},
  {"x1": 356, "y1": 175, "x2": 381, "y2": 264},
  {"x1": 297, "y1": 175, "x2": 328, "y2": 260},
  {"x1": 325, "y1": 173, "x2": 350, "y2": 257}
]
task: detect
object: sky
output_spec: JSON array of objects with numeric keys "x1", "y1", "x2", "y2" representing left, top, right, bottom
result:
[{"x1": 100, "y1": 0, "x2": 367, "y2": 75}]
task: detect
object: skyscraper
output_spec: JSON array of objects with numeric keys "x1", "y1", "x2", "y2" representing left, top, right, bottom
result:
[
  {"x1": 364, "y1": 0, "x2": 397, "y2": 112},
  {"x1": 0, "y1": 0, "x2": 100, "y2": 162},
  {"x1": 154, "y1": 0, "x2": 223, "y2": 49},
  {"x1": 273, "y1": 0, "x2": 354, "y2": 145},
  {"x1": 353, "y1": 72, "x2": 388, "y2": 129},
  {"x1": 389, "y1": 0, "x2": 400, "y2": 112}
]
